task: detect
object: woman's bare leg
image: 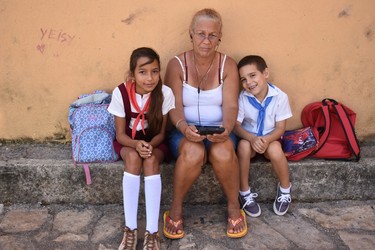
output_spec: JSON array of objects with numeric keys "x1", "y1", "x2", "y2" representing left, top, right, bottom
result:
[
  {"x1": 166, "y1": 139, "x2": 205, "y2": 235},
  {"x1": 209, "y1": 140, "x2": 245, "y2": 234}
]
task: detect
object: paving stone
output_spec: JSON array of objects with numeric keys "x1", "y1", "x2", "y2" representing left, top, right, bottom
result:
[
  {"x1": 262, "y1": 207, "x2": 336, "y2": 249},
  {"x1": 187, "y1": 206, "x2": 227, "y2": 240},
  {"x1": 338, "y1": 231, "x2": 375, "y2": 250},
  {"x1": 0, "y1": 235, "x2": 34, "y2": 249},
  {"x1": 241, "y1": 218, "x2": 291, "y2": 249},
  {"x1": 298, "y1": 205, "x2": 375, "y2": 230},
  {"x1": 0, "y1": 201, "x2": 374, "y2": 249},
  {"x1": 91, "y1": 211, "x2": 123, "y2": 243},
  {"x1": 98, "y1": 244, "x2": 114, "y2": 250},
  {"x1": 54, "y1": 233, "x2": 88, "y2": 242},
  {"x1": 178, "y1": 233, "x2": 197, "y2": 249},
  {"x1": 0, "y1": 208, "x2": 49, "y2": 233},
  {"x1": 34, "y1": 231, "x2": 50, "y2": 242},
  {"x1": 53, "y1": 209, "x2": 95, "y2": 233},
  {"x1": 202, "y1": 244, "x2": 231, "y2": 250}
]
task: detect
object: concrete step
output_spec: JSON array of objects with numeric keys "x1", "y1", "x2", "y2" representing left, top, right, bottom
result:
[{"x1": 0, "y1": 139, "x2": 374, "y2": 205}]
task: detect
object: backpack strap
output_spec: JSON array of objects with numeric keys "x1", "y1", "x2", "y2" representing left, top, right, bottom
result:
[
  {"x1": 325, "y1": 98, "x2": 361, "y2": 161},
  {"x1": 118, "y1": 83, "x2": 133, "y2": 137},
  {"x1": 82, "y1": 163, "x2": 92, "y2": 185},
  {"x1": 313, "y1": 100, "x2": 331, "y2": 154}
]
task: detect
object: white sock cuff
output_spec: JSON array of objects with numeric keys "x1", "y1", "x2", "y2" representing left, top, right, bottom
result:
[
  {"x1": 240, "y1": 187, "x2": 251, "y2": 196},
  {"x1": 280, "y1": 183, "x2": 292, "y2": 193},
  {"x1": 123, "y1": 171, "x2": 140, "y2": 178},
  {"x1": 144, "y1": 174, "x2": 161, "y2": 181}
]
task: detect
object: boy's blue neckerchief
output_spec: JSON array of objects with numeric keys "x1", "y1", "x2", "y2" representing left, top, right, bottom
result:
[{"x1": 246, "y1": 83, "x2": 275, "y2": 136}]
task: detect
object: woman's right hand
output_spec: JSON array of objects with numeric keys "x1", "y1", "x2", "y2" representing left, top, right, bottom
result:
[{"x1": 183, "y1": 125, "x2": 206, "y2": 142}]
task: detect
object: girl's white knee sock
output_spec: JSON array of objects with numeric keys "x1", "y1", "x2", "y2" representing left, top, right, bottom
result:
[
  {"x1": 123, "y1": 171, "x2": 140, "y2": 230},
  {"x1": 144, "y1": 174, "x2": 161, "y2": 233}
]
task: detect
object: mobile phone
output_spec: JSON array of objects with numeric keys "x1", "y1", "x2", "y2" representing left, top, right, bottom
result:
[{"x1": 195, "y1": 126, "x2": 225, "y2": 135}]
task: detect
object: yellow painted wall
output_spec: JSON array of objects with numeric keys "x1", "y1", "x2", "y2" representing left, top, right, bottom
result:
[{"x1": 1, "y1": 0, "x2": 374, "y2": 141}]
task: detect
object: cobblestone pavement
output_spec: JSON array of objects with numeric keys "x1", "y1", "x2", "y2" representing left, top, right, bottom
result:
[{"x1": 0, "y1": 200, "x2": 374, "y2": 250}]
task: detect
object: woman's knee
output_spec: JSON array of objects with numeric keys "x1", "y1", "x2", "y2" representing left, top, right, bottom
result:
[
  {"x1": 179, "y1": 141, "x2": 205, "y2": 163},
  {"x1": 209, "y1": 140, "x2": 237, "y2": 163}
]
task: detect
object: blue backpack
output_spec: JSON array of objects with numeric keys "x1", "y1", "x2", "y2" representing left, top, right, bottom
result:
[{"x1": 68, "y1": 90, "x2": 119, "y2": 184}]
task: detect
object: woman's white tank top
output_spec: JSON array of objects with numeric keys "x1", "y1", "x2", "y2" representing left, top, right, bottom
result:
[{"x1": 175, "y1": 53, "x2": 227, "y2": 126}]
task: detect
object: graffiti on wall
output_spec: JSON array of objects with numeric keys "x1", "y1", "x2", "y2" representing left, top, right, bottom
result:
[{"x1": 36, "y1": 28, "x2": 76, "y2": 56}]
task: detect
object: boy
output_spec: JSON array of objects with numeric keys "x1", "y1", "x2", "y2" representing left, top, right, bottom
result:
[{"x1": 234, "y1": 55, "x2": 292, "y2": 217}]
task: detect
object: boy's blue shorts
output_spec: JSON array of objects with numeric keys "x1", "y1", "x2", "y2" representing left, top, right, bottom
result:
[{"x1": 168, "y1": 128, "x2": 238, "y2": 160}]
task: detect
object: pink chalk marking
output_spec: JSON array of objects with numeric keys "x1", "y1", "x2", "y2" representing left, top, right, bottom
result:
[{"x1": 36, "y1": 44, "x2": 45, "y2": 53}]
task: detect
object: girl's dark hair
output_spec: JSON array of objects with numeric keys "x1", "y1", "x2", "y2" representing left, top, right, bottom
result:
[
  {"x1": 129, "y1": 47, "x2": 164, "y2": 137},
  {"x1": 237, "y1": 55, "x2": 268, "y2": 73}
]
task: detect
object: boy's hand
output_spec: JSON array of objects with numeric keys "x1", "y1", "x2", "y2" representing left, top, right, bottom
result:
[{"x1": 251, "y1": 136, "x2": 268, "y2": 154}]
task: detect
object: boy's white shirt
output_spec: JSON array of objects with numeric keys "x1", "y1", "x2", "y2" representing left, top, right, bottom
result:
[
  {"x1": 107, "y1": 83, "x2": 175, "y2": 131},
  {"x1": 237, "y1": 84, "x2": 292, "y2": 136}
]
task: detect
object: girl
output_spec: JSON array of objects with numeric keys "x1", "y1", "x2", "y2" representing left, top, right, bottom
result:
[{"x1": 108, "y1": 47, "x2": 175, "y2": 250}]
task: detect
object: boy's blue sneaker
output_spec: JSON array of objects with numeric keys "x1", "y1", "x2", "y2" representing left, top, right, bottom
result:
[
  {"x1": 273, "y1": 184, "x2": 292, "y2": 216},
  {"x1": 239, "y1": 190, "x2": 261, "y2": 217}
]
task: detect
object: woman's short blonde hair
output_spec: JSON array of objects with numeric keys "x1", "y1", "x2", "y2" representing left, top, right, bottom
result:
[{"x1": 189, "y1": 8, "x2": 223, "y2": 35}]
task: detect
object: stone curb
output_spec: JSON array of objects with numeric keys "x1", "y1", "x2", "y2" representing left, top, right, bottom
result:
[{"x1": 1, "y1": 157, "x2": 374, "y2": 205}]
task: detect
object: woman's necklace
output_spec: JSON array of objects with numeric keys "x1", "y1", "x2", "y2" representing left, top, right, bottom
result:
[{"x1": 193, "y1": 53, "x2": 215, "y2": 90}]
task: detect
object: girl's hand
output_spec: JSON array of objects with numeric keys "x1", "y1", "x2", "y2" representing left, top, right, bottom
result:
[{"x1": 136, "y1": 140, "x2": 152, "y2": 158}]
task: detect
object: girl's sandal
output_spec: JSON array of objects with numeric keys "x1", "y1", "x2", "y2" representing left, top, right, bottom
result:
[
  {"x1": 118, "y1": 226, "x2": 138, "y2": 250},
  {"x1": 163, "y1": 211, "x2": 185, "y2": 239},
  {"x1": 226, "y1": 210, "x2": 248, "y2": 238}
]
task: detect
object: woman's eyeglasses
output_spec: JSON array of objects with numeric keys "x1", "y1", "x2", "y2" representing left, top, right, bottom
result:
[{"x1": 193, "y1": 32, "x2": 220, "y2": 42}]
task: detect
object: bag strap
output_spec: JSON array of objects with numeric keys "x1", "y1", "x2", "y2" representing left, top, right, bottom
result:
[
  {"x1": 83, "y1": 163, "x2": 92, "y2": 185},
  {"x1": 313, "y1": 100, "x2": 331, "y2": 154},
  {"x1": 325, "y1": 98, "x2": 361, "y2": 161},
  {"x1": 118, "y1": 83, "x2": 132, "y2": 137}
]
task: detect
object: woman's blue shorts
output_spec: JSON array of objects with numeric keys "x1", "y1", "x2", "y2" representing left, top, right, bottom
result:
[{"x1": 168, "y1": 128, "x2": 238, "y2": 160}]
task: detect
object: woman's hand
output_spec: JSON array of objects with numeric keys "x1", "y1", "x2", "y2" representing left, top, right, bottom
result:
[
  {"x1": 136, "y1": 140, "x2": 153, "y2": 158},
  {"x1": 183, "y1": 125, "x2": 206, "y2": 142},
  {"x1": 206, "y1": 128, "x2": 230, "y2": 143}
]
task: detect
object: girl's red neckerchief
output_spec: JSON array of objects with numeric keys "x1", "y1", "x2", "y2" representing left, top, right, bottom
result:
[{"x1": 125, "y1": 80, "x2": 151, "y2": 139}]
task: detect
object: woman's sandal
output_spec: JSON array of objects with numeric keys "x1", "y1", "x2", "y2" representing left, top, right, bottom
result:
[
  {"x1": 163, "y1": 211, "x2": 185, "y2": 239},
  {"x1": 226, "y1": 210, "x2": 248, "y2": 238}
]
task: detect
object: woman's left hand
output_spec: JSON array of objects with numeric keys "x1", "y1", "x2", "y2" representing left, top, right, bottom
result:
[{"x1": 206, "y1": 128, "x2": 230, "y2": 143}]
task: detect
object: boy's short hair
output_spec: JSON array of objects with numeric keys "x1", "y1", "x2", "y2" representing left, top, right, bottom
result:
[{"x1": 238, "y1": 55, "x2": 268, "y2": 73}]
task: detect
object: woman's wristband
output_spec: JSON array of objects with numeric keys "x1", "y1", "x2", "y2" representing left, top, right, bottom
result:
[{"x1": 175, "y1": 119, "x2": 186, "y2": 129}]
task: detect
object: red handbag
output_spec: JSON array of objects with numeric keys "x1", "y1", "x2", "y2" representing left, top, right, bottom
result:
[
  {"x1": 281, "y1": 127, "x2": 319, "y2": 161},
  {"x1": 301, "y1": 98, "x2": 360, "y2": 161}
]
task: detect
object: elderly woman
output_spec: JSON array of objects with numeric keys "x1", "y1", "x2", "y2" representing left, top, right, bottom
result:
[{"x1": 163, "y1": 8, "x2": 247, "y2": 239}]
